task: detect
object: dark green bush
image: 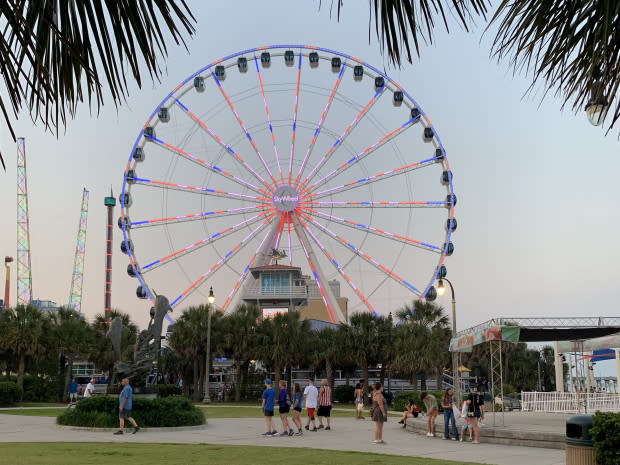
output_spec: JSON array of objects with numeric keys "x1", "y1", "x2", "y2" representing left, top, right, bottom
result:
[
  {"x1": 383, "y1": 391, "x2": 393, "y2": 405},
  {"x1": 56, "y1": 396, "x2": 205, "y2": 428},
  {"x1": 157, "y1": 384, "x2": 182, "y2": 398},
  {"x1": 7, "y1": 375, "x2": 55, "y2": 402},
  {"x1": 591, "y1": 411, "x2": 620, "y2": 465},
  {"x1": 334, "y1": 384, "x2": 355, "y2": 403},
  {"x1": 393, "y1": 390, "x2": 444, "y2": 412},
  {"x1": 0, "y1": 382, "x2": 23, "y2": 405}
]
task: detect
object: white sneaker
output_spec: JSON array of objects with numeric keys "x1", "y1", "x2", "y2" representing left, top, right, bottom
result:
[{"x1": 451, "y1": 438, "x2": 457, "y2": 441}]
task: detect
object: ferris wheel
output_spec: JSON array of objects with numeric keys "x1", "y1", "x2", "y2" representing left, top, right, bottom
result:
[{"x1": 119, "y1": 45, "x2": 456, "y2": 323}]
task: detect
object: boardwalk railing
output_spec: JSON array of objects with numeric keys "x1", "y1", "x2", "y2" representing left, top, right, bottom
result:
[{"x1": 521, "y1": 391, "x2": 620, "y2": 413}]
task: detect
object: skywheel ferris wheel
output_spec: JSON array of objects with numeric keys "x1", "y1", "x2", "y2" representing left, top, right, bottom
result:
[{"x1": 119, "y1": 45, "x2": 456, "y2": 323}]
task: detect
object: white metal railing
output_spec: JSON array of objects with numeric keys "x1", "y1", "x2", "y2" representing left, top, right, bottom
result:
[
  {"x1": 521, "y1": 391, "x2": 620, "y2": 413},
  {"x1": 242, "y1": 285, "x2": 307, "y2": 299}
]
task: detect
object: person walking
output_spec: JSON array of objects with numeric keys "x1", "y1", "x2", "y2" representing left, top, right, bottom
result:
[
  {"x1": 467, "y1": 387, "x2": 485, "y2": 444},
  {"x1": 68, "y1": 379, "x2": 78, "y2": 405},
  {"x1": 420, "y1": 391, "x2": 438, "y2": 437},
  {"x1": 317, "y1": 378, "x2": 332, "y2": 430},
  {"x1": 291, "y1": 383, "x2": 303, "y2": 435},
  {"x1": 113, "y1": 378, "x2": 139, "y2": 435},
  {"x1": 261, "y1": 378, "x2": 276, "y2": 436},
  {"x1": 277, "y1": 380, "x2": 293, "y2": 436},
  {"x1": 303, "y1": 378, "x2": 318, "y2": 432},
  {"x1": 84, "y1": 378, "x2": 95, "y2": 398},
  {"x1": 371, "y1": 381, "x2": 387, "y2": 444},
  {"x1": 441, "y1": 388, "x2": 458, "y2": 440},
  {"x1": 354, "y1": 382, "x2": 365, "y2": 420}
]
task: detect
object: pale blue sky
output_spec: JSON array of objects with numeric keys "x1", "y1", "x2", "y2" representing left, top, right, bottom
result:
[{"x1": 1, "y1": 1, "x2": 618, "y2": 374}]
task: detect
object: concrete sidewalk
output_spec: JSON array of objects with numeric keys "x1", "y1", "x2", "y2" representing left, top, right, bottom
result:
[{"x1": 0, "y1": 413, "x2": 564, "y2": 465}]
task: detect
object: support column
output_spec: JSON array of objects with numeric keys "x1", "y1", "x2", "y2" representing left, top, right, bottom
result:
[
  {"x1": 585, "y1": 352, "x2": 594, "y2": 392},
  {"x1": 553, "y1": 341, "x2": 564, "y2": 392},
  {"x1": 292, "y1": 215, "x2": 345, "y2": 323},
  {"x1": 615, "y1": 348, "x2": 620, "y2": 395}
]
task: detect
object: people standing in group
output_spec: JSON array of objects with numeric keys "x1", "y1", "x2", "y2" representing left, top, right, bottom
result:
[
  {"x1": 317, "y1": 379, "x2": 332, "y2": 430},
  {"x1": 113, "y1": 378, "x2": 140, "y2": 435},
  {"x1": 398, "y1": 399, "x2": 419, "y2": 428},
  {"x1": 371, "y1": 381, "x2": 388, "y2": 444},
  {"x1": 277, "y1": 380, "x2": 293, "y2": 436},
  {"x1": 303, "y1": 378, "x2": 318, "y2": 432},
  {"x1": 467, "y1": 387, "x2": 485, "y2": 444},
  {"x1": 291, "y1": 383, "x2": 304, "y2": 435},
  {"x1": 420, "y1": 392, "x2": 438, "y2": 437},
  {"x1": 441, "y1": 388, "x2": 458, "y2": 440},
  {"x1": 84, "y1": 378, "x2": 95, "y2": 398},
  {"x1": 460, "y1": 398, "x2": 473, "y2": 442},
  {"x1": 68, "y1": 379, "x2": 78, "y2": 405},
  {"x1": 261, "y1": 378, "x2": 276, "y2": 436},
  {"x1": 354, "y1": 383, "x2": 365, "y2": 420}
]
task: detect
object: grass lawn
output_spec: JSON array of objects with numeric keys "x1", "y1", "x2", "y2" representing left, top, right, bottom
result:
[
  {"x1": 1, "y1": 443, "x2": 483, "y2": 465},
  {"x1": 18, "y1": 402, "x2": 66, "y2": 407},
  {"x1": 0, "y1": 408, "x2": 66, "y2": 417}
]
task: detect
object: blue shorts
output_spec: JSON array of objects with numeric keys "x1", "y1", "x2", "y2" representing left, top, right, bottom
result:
[{"x1": 462, "y1": 423, "x2": 472, "y2": 430}]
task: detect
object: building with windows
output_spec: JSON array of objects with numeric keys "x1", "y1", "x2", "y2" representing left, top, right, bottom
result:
[
  {"x1": 32, "y1": 299, "x2": 58, "y2": 311},
  {"x1": 241, "y1": 264, "x2": 348, "y2": 322}
]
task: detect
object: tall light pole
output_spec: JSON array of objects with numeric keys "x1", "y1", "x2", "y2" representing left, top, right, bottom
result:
[
  {"x1": 203, "y1": 287, "x2": 215, "y2": 404},
  {"x1": 437, "y1": 277, "x2": 459, "y2": 401}
]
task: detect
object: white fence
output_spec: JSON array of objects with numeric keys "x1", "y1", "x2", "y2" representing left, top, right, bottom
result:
[{"x1": 521, "y1": 391, "x2": 620, "y2": 413}]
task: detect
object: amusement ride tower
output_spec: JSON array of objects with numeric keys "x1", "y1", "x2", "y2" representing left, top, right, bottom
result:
[
  {"x1": 104, "y1": 190, "x2": 116, "y2": 322},
  {"x1": 68, "y1": 188, "x2": 89, "y2": 312},
  {"x1": 16, "y1": 138, "x2": 33, "y2": 305}
]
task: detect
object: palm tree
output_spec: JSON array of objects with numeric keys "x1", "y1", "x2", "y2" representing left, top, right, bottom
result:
[
  {"x1": 332, "y1": 1, "x2": 620, "y2": 135},
  {"x1": 0, "y1": 1, "x2": 195, "y2": 168},
  {"x1": 48, "y1": 307, "x2": 93, "y2": 400},
  {"x1": 168, "y1": 305, "x2": 210, "y2": 401},
  {"x1": 221, "y1": 304, "x2": 260, "y2": 401},
  {"x1": 394, "y1": 299, "x2": 450, "y2": 390},
  {"x1": 307, "y1": 327, "x2": 344, "y2": 402},
  {"x1": 0, "y1": 304, "x2": 44, "y2": 388},
  {"x1": 256, "y1": 312, "x2": 309, "y2": 390},
  {"x1": 89, "y1": 309, "x2": 138, "y2": 388}
]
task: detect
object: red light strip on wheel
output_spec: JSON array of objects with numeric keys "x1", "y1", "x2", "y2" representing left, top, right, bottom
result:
[{"x1": 288, "y1": 52, "x2": 302, "y2": 185}]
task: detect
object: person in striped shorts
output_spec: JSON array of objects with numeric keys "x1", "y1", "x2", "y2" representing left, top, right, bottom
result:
[{"x1": 317, "y1": 379, "x2": 332, "y2": 430}]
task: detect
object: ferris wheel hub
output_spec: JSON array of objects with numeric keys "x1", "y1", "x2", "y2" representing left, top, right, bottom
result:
[{"x1": 272, "y1": 185, "x2": 300, "y2": 213}]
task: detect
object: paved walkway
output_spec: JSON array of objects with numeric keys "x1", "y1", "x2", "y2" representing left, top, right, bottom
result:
[{"x1": 0, "y1": 412, "x2": 565, "y2": 465}]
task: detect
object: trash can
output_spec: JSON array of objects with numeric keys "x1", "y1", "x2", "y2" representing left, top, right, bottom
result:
[{"x1": 566, "y1": 414, "x2": 596, "y2": 465}]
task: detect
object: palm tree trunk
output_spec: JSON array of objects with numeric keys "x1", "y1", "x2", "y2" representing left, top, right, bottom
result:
[
  {"x1": 362, "y1": 359, "x2": 369, "y2": 405},
  {"x1": 17, "y1": 351, "x2": 25, "y2": 388},
  {"x1": 274, "y1": 363, "x2": 281, "y2": 391},
  {"x1": 63, "y1": 356, "x2": 74, "y2": 401},
  {"x1": 192, "y1": 354, "x2": 200, "y2": 402},
  {"x1": 287, "y1": 364, "x2": 294, "y2": 401},
  {"x1": 420, "y1": 372, "x2": 427, "y2": 391},
  {"x1": 326, "y1": 358, "x2": 334, "y2": 403},
  {"x1": 234, "y1": 358, "x2": 242, "y2": 402}
]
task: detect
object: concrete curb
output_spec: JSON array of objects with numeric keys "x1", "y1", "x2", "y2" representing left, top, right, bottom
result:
[
  {"x1": 54, "y1": 423, "x2": 208, "y2": 433},
  {"x1": 405, "y1": 417, "x2": 566, "y2": 450}
]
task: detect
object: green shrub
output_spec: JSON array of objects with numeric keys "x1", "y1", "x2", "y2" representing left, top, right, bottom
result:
[
  {"x1": 57, "y1": 396, "x2": 205, "y2": 428},
  {"x1": 7, "y1": 375, "x2": 56, "y2": 402},
  {"x1": 383, "y1": 391, "x2": 393, "y2": 405},
  {"x1": 591, "y1": 411, "x2": 620, "y2": 465},
  {"x1": 393, "y1": 390, "x2": 445, "y2": 412},
  {"x1": 334, "y1": 385, "x2": 355, "y2": 403},
  {"x1": 157, "y1": 385, "x2": 182, "y2": 398},
  {"x1": 0, "y1": 382, "x2": 23, "y2": 405}
]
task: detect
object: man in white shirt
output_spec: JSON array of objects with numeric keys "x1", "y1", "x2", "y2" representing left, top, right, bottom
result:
[
  {"x1": 303, "y1": 379, "x2": 318, "y2": 432},
  {"x1": 84, "y1": 378, "x2": 96, "y2": 398}
]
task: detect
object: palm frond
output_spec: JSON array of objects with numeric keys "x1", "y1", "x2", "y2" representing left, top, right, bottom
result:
[
  {"x1": 0, "y1": 0, "x2": 195, "y2": 169},
  {"x1": 488, "y1": 0, "x2": 620, "y2": 133}
]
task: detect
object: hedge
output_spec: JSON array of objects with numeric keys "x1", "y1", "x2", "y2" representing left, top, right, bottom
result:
[
  {"x1": 393, "y1": 390, "x2": 444, "y2": 412},
  {"x1": 56, "y1": 396, "x2": 205, "y2": 428},
  {"x1": 0, "y1": 382, "x2": 23, "y2": 405},
  {"x1": 156, "y1": 385, "x2": 182, "y2": 398},
  {"x1": 591, "y1": 411, "x2": 620, "y2": 465},
  {"x1": 334, "y1": 385, "x2": 355, "y2": 403},
  {"x1": 6, "y1": 375, "x2": 56, "y2": 402}
]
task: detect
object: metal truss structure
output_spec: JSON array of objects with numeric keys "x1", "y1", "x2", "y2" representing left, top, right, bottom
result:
[
  {"x1": 16, "y1": 138, "x2": 33, "y2": 305},
  {"x1": 456, "y1": 317, "x2": 620, "y2": 337},
  {"x1": 68, "y1": 188, "x2": 89, "y2": 312}
]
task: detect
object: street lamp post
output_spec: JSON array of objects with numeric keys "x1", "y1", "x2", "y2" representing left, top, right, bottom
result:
[
  {"x1": 203, "y1": 287, "x2": 215, "y2": 404},
  {"x1": 437, "y1": 278, "x2": 459, "y2": 401}
]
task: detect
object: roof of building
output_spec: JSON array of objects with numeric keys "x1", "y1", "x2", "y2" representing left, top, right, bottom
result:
[
  {"x1": 249, "y1": 264, "x2": 302, "y2": 272},
  {"x1": 306, "y1": 318, "x2": 340, "y2": 331}
]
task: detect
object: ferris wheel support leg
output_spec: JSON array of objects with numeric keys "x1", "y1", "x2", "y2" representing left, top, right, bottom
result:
[
  {"x1": 292, "y1": 215, "x2": 345, "y2": 324},
  {"x1": 230, "y1": 218, "x2": 282, "y2": 312}
]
